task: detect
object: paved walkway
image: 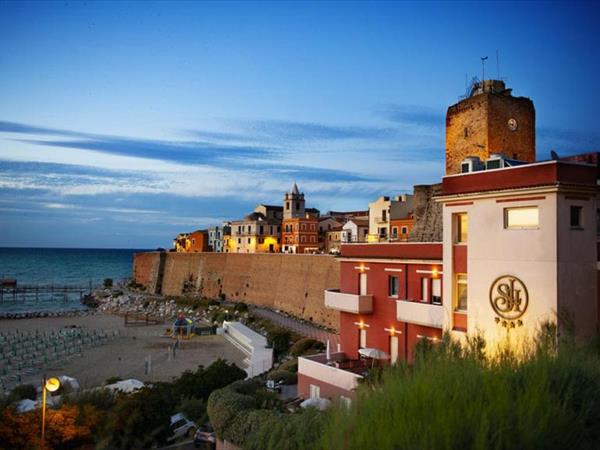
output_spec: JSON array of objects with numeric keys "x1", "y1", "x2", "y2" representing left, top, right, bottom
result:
[{"x1": 250, "y1": 307, "x2": 340, "y2": 349}]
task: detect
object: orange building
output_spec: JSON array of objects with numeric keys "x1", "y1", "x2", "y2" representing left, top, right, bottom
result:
[
  {"x1": 282, "y1": 217, "x2": 319, "y2": 253},
  {"x1": 281, "y1": 183, "x2": 320, "y2": 254},
  {"x1": 173, "y1": 229, "x2": 209, "y2": 252},
  {"x1": 390, "y1": 214, "x2": 414, "y2": 241}
]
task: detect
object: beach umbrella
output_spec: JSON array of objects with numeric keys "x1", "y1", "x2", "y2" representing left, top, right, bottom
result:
[
  {"x1": 105, "y1": 378, "x2": 145, "y2": 394},
  {"x1": 358, "y1": 348, "x2": 390, "y2": 360},
  {"x1": 300, "y1": 398, "x2": 331, "y2": 411},
  {"x1": 326, "y1": 339, "x2": 331, "y2": 361}
]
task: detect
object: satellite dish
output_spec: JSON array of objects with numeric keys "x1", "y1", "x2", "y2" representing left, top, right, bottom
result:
[{"x1": 550, "y1": 150, "x2": 559, "y2": 160}]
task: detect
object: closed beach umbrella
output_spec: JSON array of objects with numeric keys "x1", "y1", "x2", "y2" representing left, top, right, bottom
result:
[{"x1": 326, "y1": 339, "x2": 331, "y2": 361}]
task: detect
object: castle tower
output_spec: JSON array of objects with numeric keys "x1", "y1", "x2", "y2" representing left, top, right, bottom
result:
[
  {"x1": 283, "y1": 182, "x2": 305, "y2": 219},
  {"x1": 445, "y1": 80, "x2": 535, "y2": 175}
]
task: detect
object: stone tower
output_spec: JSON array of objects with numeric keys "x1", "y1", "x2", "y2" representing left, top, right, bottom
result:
[
  {"x1": 445, "y1": 80, "x2": 535, "y2": 175},
  {"x1": 283, "y1": 182, "x2": 305, "y2": 219}
]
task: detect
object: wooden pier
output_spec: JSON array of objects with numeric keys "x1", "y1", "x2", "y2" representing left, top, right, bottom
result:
[{"x1": 0, "y1": 279, "x2": 91, "y2": 302}]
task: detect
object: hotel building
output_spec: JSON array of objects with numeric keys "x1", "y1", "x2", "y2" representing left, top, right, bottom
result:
[{"x1": 298, "y1": 80, "x2": 600, "y2": 403}]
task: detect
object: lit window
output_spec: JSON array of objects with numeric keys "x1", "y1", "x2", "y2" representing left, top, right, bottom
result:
[
  {"x1": 432, "y1": 278, "x2": 442, "y2": 305},
  {"x1": 570, "y1": 206, "x2": 583, "y2": 229},
  {"x1": 455, "y1": 274, "x2": 467, "y2": 311},
  {"x1": 388, "y1": 276, "x2": 399, "y2": 297},
  {"x1": 505, "y1": 207, "x2": 539, "y2": 229},
  {"x1": 455, "y1": 213, "x2": 468, "y2": 243}
]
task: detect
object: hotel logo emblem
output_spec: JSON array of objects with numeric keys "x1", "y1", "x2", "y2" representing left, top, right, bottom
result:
[{"x1": 490, "y1": 275, "x2": 528, "y2": 328}]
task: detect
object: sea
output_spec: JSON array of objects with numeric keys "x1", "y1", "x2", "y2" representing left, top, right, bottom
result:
[{"x1": 0, "y1": 248, "x2": 146, "y2": 314}]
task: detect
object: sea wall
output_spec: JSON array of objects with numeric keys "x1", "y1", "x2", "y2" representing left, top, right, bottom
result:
[{"x1": 133, "y1": 252, "x2": 340, "y2": 329}]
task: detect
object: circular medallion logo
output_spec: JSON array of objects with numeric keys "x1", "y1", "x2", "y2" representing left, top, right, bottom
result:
[{"x1": 489, "y1": 275, "x2": 528, "y2": 321}]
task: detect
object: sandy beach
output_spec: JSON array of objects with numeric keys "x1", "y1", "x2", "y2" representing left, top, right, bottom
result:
[{"x1": 0, "y1": 313, "x2": 246, "y2": 390}]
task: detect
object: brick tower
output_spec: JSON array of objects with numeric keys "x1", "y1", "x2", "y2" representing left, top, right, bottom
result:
[{"x1": 445, "y1": 80, "x2": 535, "y2": 175}]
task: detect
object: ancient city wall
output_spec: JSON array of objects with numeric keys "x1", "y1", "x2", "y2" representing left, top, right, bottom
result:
[{"x1": 133, "y1": 252, "x2": 340, "y2": 329}]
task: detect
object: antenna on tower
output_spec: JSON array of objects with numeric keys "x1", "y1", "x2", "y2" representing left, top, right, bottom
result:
[
  {"x1": 481, "y1": 56, "x2": 488, "y2": 82},
  {"x1": 496, "y1": 49, "x2": 500, "y2": 79}
]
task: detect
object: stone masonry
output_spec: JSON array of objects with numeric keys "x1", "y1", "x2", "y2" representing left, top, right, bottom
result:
[
  {"x1": 408, "y1": 183, "x2": 443, "y2": 242},
  {"x1": 445, "y1": 81, "x2": 535, "y2": 175},
  {"x1": 133, "y1": 252, "x2": 340, "y2": 329}
]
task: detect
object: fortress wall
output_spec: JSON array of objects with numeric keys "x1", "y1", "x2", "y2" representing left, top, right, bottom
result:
[
  {"x1": 132, "y1": 252, "x2": 340, "y2": 329},
  {"x1": 132, "y1": 252, "x2": 162, "y2": 293}
]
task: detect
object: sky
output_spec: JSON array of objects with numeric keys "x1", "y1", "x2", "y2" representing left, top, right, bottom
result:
[{"x1": 0, "y1": 1, "x2": 599, "y2": 249}]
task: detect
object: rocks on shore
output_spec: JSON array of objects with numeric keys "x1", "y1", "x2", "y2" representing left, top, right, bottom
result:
[{"x1": 0, "y1": 309, "x2": 96, "y2": 320}]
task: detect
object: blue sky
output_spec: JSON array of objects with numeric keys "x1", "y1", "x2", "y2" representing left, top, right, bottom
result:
[{"x1": 0, "y1": 1, "x2": 599, "y2": 249}]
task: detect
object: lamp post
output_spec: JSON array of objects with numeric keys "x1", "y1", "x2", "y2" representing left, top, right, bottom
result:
[{"x1": 41, "y1": 376, "x2": 60, "y2": 450}]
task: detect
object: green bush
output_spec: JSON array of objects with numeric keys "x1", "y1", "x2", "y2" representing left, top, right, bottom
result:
[
  {"x1": 103, "y1": 278, "x2": 113, "y2": 288},
  {"x1": 104, "y1": 376, "x2": 122, "y2": 385},
  {"x1": 279, "y1": 358, "x2": 298, "y2": 373},
  {"x1": 207, "y1": 384, "x2": 257, "y2": 439},
  {"x1": 321, "y1": 331, "x2": 600, "y2": 450},
  {"x1": 267, "y1": 328, "x2": 292, "y2": 358},
  {"x1": 267, "y1": 369, "x2": 297, "y2": 385},
  {"x1": 8, "y1": 384, "x2": 36, "y2": 403},
  {"x1": 289, "y1": 338, "x2": 325, "y2": 357},
  {"x1": 233, "y1": 302, "x2": 249, "y2": 313},
  {"x1": 178, "y1": 397, "x2": 207, "y2": 423}
]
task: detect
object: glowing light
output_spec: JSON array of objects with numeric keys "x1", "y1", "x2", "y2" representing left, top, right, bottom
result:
[
  {"x1": 359, "y1": 320, "x2": 364, "y2": 329},
  {"x1": 45, "y1": 377, "x2": 60, "y2": 392},
  {"x1": 432, "y1": 267, "x2": 439, "y2": 278}
]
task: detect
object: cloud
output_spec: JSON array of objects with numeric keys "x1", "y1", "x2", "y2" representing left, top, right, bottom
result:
[{"x1": 379, "y1": 104, "x2": 445, "y2": 128}]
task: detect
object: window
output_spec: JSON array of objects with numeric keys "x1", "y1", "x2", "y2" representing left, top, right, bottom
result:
[
  {"x1": 301, "y1": 223, "x2": 306, "y2": 231},
  {"x1": 382, "y1": 210, "x2": 387, "y2": 221},
  {"x1": 192, "y1": 239, "x2": 196, "y2": 245},
  {"x1": 570, "y1": 206, "x2": 583, "y2": 229},
  {"x1": 301, "y1": 236, "x2": 306, "y2": 243},
  {"x1": 286, "y1": 202, "x2": 290, "y2": 210},
  {"x1": 310, "y1": 236, "x2": 315, "y2": 243},
  {"x1": 258, "y1": 237, "x2": 264, "y2": 244},
  {"x1": 455, "y1": 213, "x2": 468, "y2": 243},
  {"x1": 464, "y1": 127, "x2": 469, "y2": 138},
  {"x1": 339, "y1": 396, "x2": 352, "y2": 410},
  {"x1": 388, "y1": 276, "x2": 399, "y2": 297},
  {"x1": 455, "y1": 274, "x2": 467, "y2": 311},
  {"x1": 421, "y1": 278, "x2": 429, "y2": 302},
  {"x1": 505, "y1": 207, "x2": 539, "y2": 229},
  {"x1": 379, "y1": 227, "x2": 387, "y2": 237},
  {"x1": 401, "y1": 226, "x2": 408, "y2": 234},
  {"x1": 237, "y1": 238, "x2": 241, "y2": 244},
  {"x1": 432, "y1": 278, "x2": 442, "y2": 305},
  {"x1": 392, "y1": 227, "x2": 398, "y2": 237},
  {"x1": 295, "y1": 224, "x2": 299, "y2": 231},
  {"x1": 259, "y1": 225, "x2": 264, "y2": 235},
  {"x1": 359, "y1": 328, "x2": 367, "y2": 349},
  {"x1": 237, "y1": 226, "x2": 241, "y2": 233}
]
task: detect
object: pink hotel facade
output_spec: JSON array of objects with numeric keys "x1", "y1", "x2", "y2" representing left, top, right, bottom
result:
[{"x1": 298, "y1": 82, "x2": 600, "y2": 403}]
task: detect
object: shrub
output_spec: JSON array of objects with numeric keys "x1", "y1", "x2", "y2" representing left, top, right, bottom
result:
[
  {"x1": 290, "y1": 338, "x2": 325, "y2": 357},
  {"x1": 8, "y1": 384, "x2": 36, "y2": 403},
  {"x1": 321, "y1": 331, "x2": 600, "y2": 450},
  {"x1": 207, "y1": 385, "x2": 257, "y2": 438},
  {"x1": 267, "y1": 369, "x2": 297, "y2": 385},
  {"x1": 233, "y1": 302, "x2": 248, "y2": 313},
  {"x1": 267, "y1": 328, "x2": 292, "y2": 358},
  {"x1": 105, "y1": 376, "x2": 122, "y2": 385},
  {"x1": 279, "y1": 358, "x2": 298, "y2": 373},
  {"x1": 103, "y1": 278, "x2": 113, "y2": 288},
  {"x1": 178, "y1": 397, "x2": 207, "y2": 423}
]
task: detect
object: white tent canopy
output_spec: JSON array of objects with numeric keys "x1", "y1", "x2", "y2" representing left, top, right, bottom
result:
[
  {"x1": 358, "y1": 348, "x2": 390, "y2": 360},
  {"x1": 105, "y1": 378, "x2": 145, "y2": 393}
]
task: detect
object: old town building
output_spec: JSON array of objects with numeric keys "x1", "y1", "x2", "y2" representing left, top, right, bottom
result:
[
  {"x1": 229, "y1": 205, "x2": 282, "y2": 253},
  {"x1": 367, "y1": 195, "x2": 414, "y2": 242},
  {"x1": 173, "y1": 229, "x2": 209, "y2": 253},
  {"x1": 341, "y1": 217, "x2": 369, "y2": 244},
  {"x1": 281, "y1": 183, "x2": 320, "y2": 254},
  {"x1": 208, "y1": 222, "x2": 231, "y2": 252}
]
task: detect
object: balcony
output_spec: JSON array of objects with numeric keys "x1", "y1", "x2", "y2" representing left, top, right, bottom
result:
[
  {"x1": 396, "y1": 300, "x2": 444, "y2": 328},
  {"x1": 298, "y1": 352, "x2": 364, "y2": 395},
  {"x1": 324, "y1": 289, "x2": 373, "y2": 314}
]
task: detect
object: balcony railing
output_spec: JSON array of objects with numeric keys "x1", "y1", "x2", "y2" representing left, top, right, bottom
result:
[
  {"x1": 396, "y1": 300, "x2": 444, "y2": 328},
  {"x1": 324, "y1": 289, "x2": 373, "y2": 314}
]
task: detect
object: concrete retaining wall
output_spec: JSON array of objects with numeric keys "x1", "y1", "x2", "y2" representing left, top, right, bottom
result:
[{"x1": 133, "y1": 252, "x2": 340, "y2": 329}]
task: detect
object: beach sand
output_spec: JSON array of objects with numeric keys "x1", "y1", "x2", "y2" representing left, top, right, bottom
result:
[{"x1": 1, "y1": 313, "x2": 246, "y2": 389}]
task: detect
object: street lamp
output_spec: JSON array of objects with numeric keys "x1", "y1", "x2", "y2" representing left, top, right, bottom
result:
[{"x1": 41, "y1": 376, "x2": 60, "y2": 450}]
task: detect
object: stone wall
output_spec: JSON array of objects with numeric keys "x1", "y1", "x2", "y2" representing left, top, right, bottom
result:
[
  {"x1": 409, "y1": 183, "x2": 443, "y2": 242},
  {"x1": 133, "y1": 252, "x2": 340, "y2": 329}
]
